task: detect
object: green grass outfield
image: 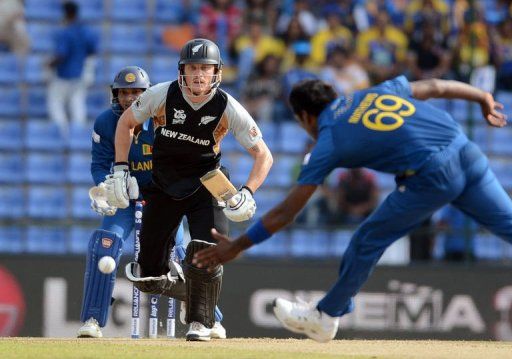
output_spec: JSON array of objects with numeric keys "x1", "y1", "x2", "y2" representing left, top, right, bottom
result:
[{"x1": 1, "y1": 338, "x2": 512, "y2": 359}]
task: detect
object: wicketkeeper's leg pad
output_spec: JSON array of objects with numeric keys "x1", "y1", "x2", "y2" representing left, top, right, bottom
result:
[
  {"x1": 125, "y1": 261, "x2": 186, "y2": 301},
  {"x1": 183, "y1": 239, "x2": 223, "y2": 328},
  {"x1": 80, "y1": 229, "x2": 123, "y2": 327}
]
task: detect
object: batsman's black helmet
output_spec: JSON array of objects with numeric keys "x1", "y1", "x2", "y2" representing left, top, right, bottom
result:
[
  {"x1": 178, "y1": 38, "x2": 223, "y2": 69},
  {"x1": 111, "y1": 66, "x2": 151, "y2": 114}
]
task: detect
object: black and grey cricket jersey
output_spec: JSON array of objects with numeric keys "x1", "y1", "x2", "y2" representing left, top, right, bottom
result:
[{"x1": 130, "y1": 80, "x2": 262, "y2": 199}]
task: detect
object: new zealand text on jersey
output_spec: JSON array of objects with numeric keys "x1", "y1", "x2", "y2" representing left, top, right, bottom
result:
[{"x1": 160, "y1": 128, "x2": 211, "y2": 146}]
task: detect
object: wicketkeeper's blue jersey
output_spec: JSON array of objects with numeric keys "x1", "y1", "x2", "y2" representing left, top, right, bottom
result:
[
  {"x1": 298, "y1": 75, "x2": 464, "y2": 185},
  {"x1": 91, "y1": 107, "x2": 154, "y2": 186}
]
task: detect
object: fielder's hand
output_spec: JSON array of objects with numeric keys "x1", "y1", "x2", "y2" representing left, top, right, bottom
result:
[
  {"x1": 193, "y1": 229, "x2": 243, "y2": 270},
  {"x1": 89, "y1": 182, "x2": 117, "y2": 216},
  {"x1": 480, "y1": 92, "x2": 507, "y2": 128},
  {"x1": 223, "y1": 186, "x2": 256, "y2": 222},
  {"x1": 104, "y1": 162, "x2": 139, "y2": 209}
]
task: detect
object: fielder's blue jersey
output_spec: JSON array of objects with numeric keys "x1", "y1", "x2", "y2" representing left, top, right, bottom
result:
[
  {"x1": 91, "y1": 107, "x2": 154, "y2": 186},
  {"x1": 298, "y1": 75, "x2": 465, "y2": 185}
]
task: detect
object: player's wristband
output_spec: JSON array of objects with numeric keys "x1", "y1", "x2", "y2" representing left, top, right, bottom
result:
[{"x1": 246, "y1": 218, "x2": 272, "y2": 244}]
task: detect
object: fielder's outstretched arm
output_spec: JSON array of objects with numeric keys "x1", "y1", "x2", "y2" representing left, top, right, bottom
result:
[
  {"x1": 193, "y1": 184, "x2": 317, "y2": 269},
  {"x1": 244, "y1": 139, "x2": 273, "y2": 193},
  {"x1": 115, "y1": 107, "x2": 138, "y2": 163},
  {"x1": 410, "y1": 79, "x2": 507, "y2": 127}
]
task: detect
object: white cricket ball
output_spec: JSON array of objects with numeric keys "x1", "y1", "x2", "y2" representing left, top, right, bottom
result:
[{"x1": 98, "y1": 256, "x2": 116, "y2": 274}]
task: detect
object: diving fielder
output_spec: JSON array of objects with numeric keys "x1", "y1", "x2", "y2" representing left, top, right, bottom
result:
[
  {"x1": 193, "y1": 76, "x2": 511, "y2": 343},
  {"x1": 77, "y1": 66, "x2": 188, "y2": 337},
  {"x1": 106, "y1": 39, "x2": 273, "y2": 341}
]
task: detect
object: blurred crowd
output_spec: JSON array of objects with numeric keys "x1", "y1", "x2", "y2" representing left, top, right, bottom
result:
[{"x1": 191, "y1": 0, "x2": 512, "y2": 123}]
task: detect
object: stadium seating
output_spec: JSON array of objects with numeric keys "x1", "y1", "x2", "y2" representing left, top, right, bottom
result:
[
  {"x1": 23, "y1": 54, "x2": 50, "y2": 85},
  {"x1": 69, "y1": 122, "x2": 94, "y2": 151},
  {"x1": 25, "y1": 0, "x2": 61, "y2": 21},
  {"x1": 71, "y1": 186, "x2": 97, "y2": 219},
  {"x1": 87, "y1": 87, "x2": 109, "y2": 119},
  {"x1": 74, "y1": 0, "x2": 105, "y2": 22},
  {"x1": 246, "y1": 231, "x2": 290, "y2": 257},
  {"x1": 108, "y1": 24, "x2": 149, "y2": 54},
  {"x1": 278, "y1": 122, "x2": 310, "y2": 154},
  {"x1": 106, "y1": 55, "x2": 149, "y2": 82},
  {"x1": 26, "y1": 23, "x2": 56, "y2": 53},
  {"x1": 0, "y1": 54, "x2": 21, "y2": 85},
  {"x1": 154, "y1": 0, "x2": 187, "y2": 23},
  {"x1": 26, "y1": 226, "x2": 67, "y2": 253},
  {"x1": 0, "y1": 152, "x2": 24, "y2": 183},
  {"x1": 24, "y1": 120, "x2": 64, "y2": 151},
  {"x1": 69, "y1": 226, "x2": 93, "y2": 254},
  {"x1": 0, "y1": 186, "x2": 25, "y2": 219},
  {"x1": 0, "y1": 227, "x2": 24, "y2": 253},
  {"x1": 289, "y1": 229, "x2": 330, "y2": 257},
  {"x1": 67, "y1": 152, "x2": 93, "y2": 185},
  {"x1": 3, "y1": 1, "x2": 512, "y2": 261},
  {"x1": 27, "y1": 186, "x2": 67, "y2": 219},
  {"x1": 109, "y1": 0, "x2": 149, "y2": 22},
  {"x1": 0, "y1": 120, "x2": 23, "y2": 151},
  {"x1": 266, "y1": 155, "x2": 298, "y2": 187},
  {"x1": 330, "y1": 230, "x2": 352, "y2": 257},
  {"x1": 25, "y1": 87, "x2": 48, "y2": 117},
  {"x1": 0, "y1": 88, "x2": 22, "y2": 117},
  {"x1": 149, "y1": 55, "x2": 180, "y2": 84},
  {"x1": 26, "y1": 153, "x2": 66, "y2": 184}
]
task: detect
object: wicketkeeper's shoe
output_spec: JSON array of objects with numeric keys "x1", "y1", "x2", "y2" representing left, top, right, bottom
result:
[
  {"x1": 210, "y1": 321, "x2": 227, "y2": 339},
  {"x1": 272, "y1": 298, "x2": 339, "y2": 343},
  {"x1": 77, "y1": 317, "x2": 103, "y2": 338},
  {"x1": 186, "y1": 321, "x2": 211, "y2": 341}
]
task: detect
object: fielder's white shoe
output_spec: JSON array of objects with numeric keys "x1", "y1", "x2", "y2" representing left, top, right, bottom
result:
[
  {"x1": 186, "y1": 321, "x2": 211, "y2": 341},
  {"x1": 210, "y1": 321, "x2": 227, "y2": 339},
  {"x1": 77, "y1": 317, "x2": 103, "y2": 338},
  {"x1": 272, "y1": 298, "x2": 339, "y2": 343}
]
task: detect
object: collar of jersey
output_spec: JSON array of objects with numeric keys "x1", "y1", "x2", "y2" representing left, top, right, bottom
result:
[{"x1": 182, "y1": 88, "x2": 218, "y2": 111}]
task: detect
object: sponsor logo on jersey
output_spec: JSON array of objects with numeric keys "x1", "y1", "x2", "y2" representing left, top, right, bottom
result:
[
  {"x1": 142, "y1": 144, "x2": 152, "y2": 156},
  {"x1": 92, "y1": 131, "x2": 100, "y2": 143},
  {"x1": 160, "y1": 128, "x2": 211, "y2": 146},
  {"x1": 249, "y1": 126, "x2": 259, "y2": 139},
  {"x1": 135, "y1": 99, "x2": 141, "y2": 109},
  {"x1": 101, "y1": 238, "x2": 113, "y2": 249},
  {"x1": 199, "y1": 116, "x2": 216, "y2": 126},
  {"x1": 172, "y1": 108, "x2": 186, "y2": 124},
  {"x1": 192, "y1": 44, "x2": 203, "y2": 55}
]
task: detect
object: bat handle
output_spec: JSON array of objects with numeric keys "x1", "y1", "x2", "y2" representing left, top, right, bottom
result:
[{"x1": 227, "y1": 197, "x2": 238, "y2": 207}]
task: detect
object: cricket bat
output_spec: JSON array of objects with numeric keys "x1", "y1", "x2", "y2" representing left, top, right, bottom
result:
[{"x1": 200, "y1": 168, "x2": 238, "y2": 206}]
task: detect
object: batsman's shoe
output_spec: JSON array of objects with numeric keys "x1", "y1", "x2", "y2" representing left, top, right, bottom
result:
[
  {"x1": 210, "y1": 321, "x2": 227, "y2": 339},
  {"x1": 272, "y1": 298, "x2": 339, "y2": 343},
  {"x1": 186, "y1": 321, "x2": 211, "y2": 341},
  {"x1": 77, "y1": 317, "x2": 103, "y2": 338}
]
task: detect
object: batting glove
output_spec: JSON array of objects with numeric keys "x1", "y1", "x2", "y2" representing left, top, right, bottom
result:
[
  {"x1": 89, "y1": 182, "x2": 117, "y2": 216},
  {"x1": 223, "y1": 186, "x2": 256, "y2": 222},
  {"x1": 104, "y1": 162, "x2": 139, "y2": 209}
]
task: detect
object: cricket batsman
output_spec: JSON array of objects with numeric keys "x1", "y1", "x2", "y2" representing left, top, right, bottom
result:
[
  {"x1": 106, "y1": 39, "x2": 273, "y2": 341},
  {"x1": 193, "y1": 75, "x2": 511, "y2": 343}
]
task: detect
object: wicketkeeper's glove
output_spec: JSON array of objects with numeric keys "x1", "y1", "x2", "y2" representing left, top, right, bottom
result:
[
  {"x1": 89, "y1": 182, "x2": 117, "y2": 216},
  {"x1": 104, "y1": 162, "x2": 139, "y2": 209}
]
